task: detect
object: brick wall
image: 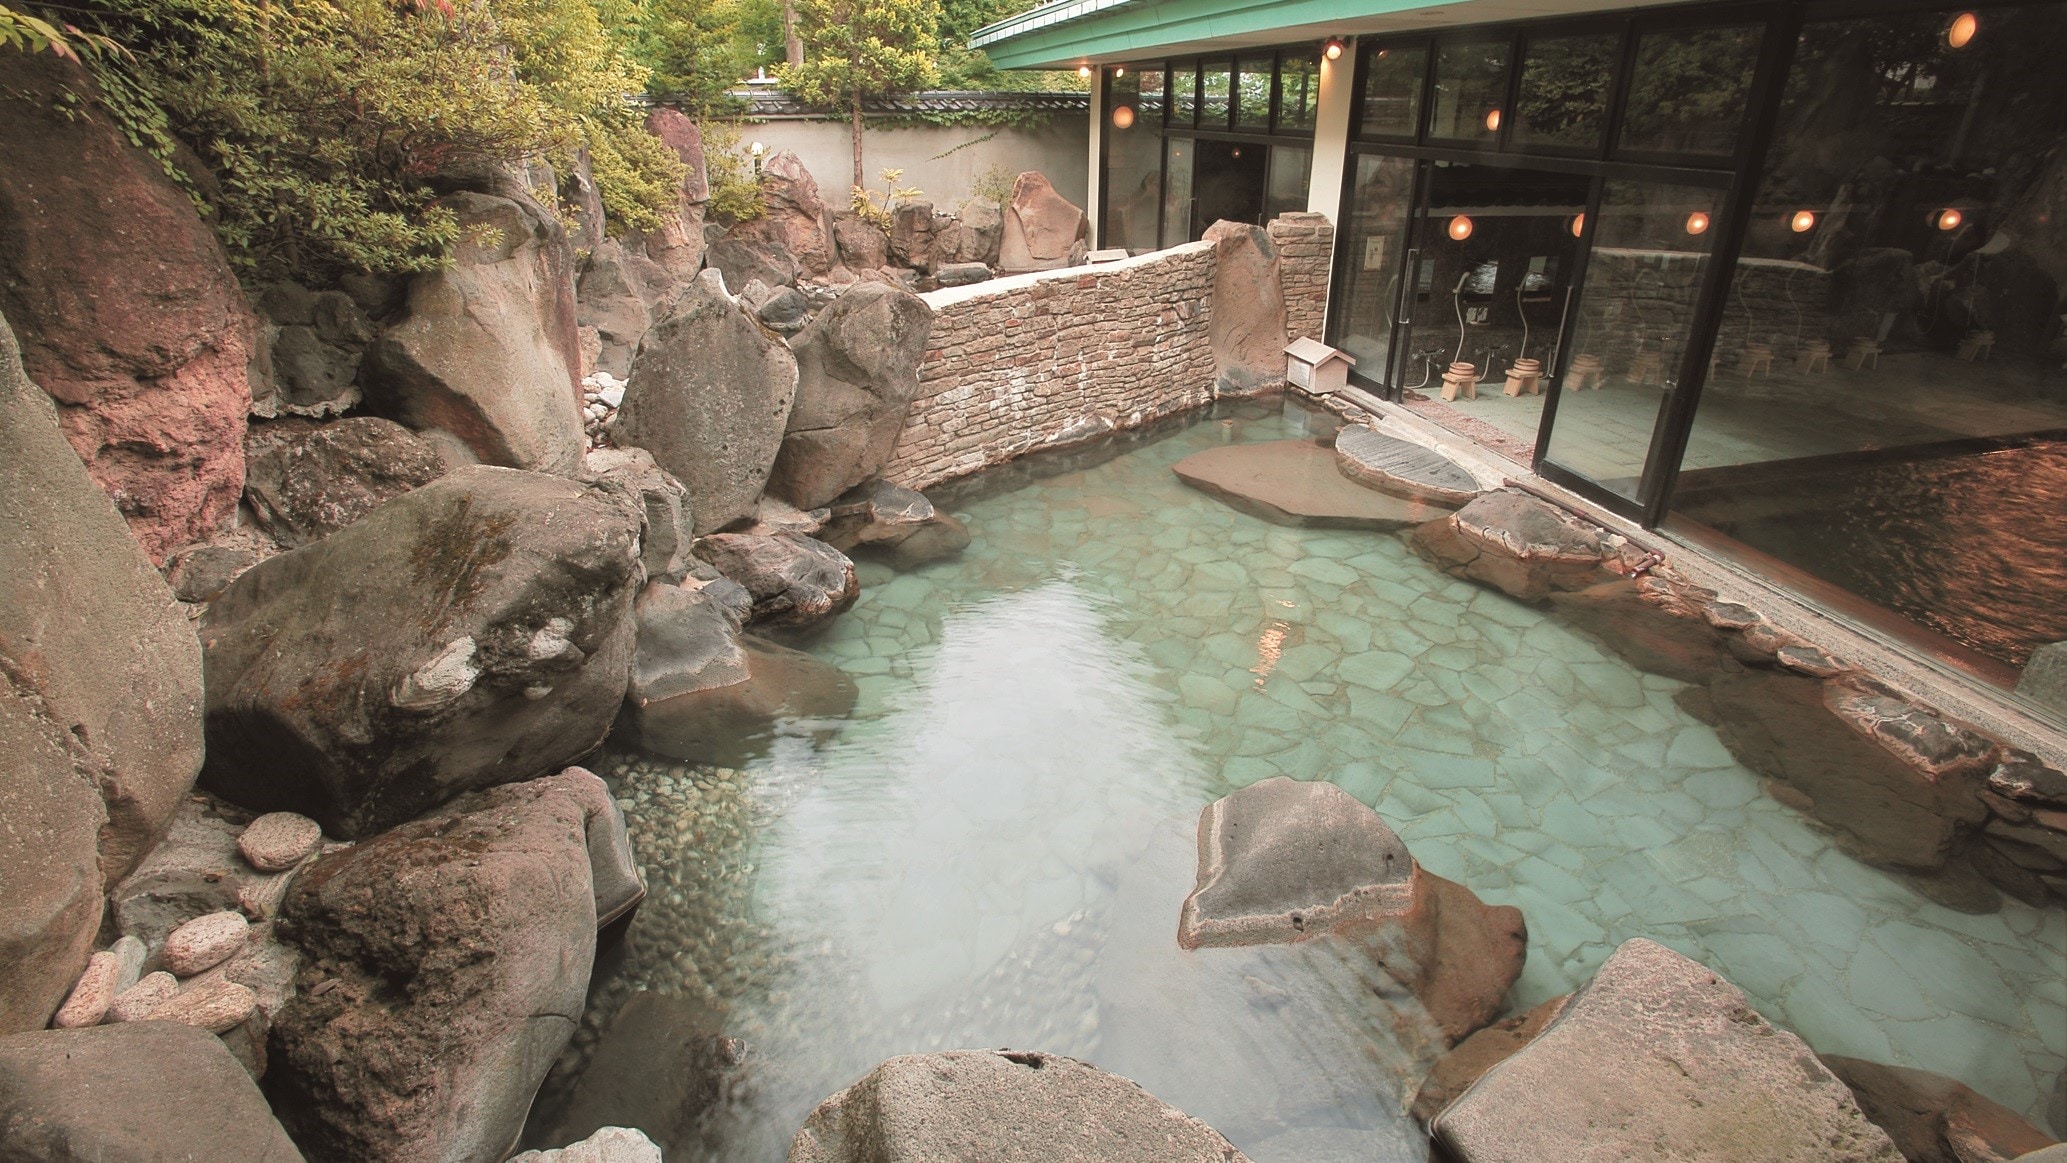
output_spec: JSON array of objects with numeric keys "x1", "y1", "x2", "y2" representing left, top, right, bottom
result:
[
  {"x1": 882, "y1": 213, "x2": 1334, "y2": 491},
  {"x1": 1269, "y1": 212, "x2": 1335, "y2": 344}
]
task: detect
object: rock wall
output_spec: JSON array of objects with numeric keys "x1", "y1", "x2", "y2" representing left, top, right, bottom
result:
[
  {"x1": 1268, "y1": 212, "x2": 1335, "y2": 344},
  {"x1": 880, "y1": 213, "x2": 1334, "y2": 490}
]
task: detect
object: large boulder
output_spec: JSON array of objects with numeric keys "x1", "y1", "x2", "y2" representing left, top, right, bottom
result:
[
  {"x1": 583, "y1": 446, "x2": 695, "y2": 584},
  {"x1": 526, "y1": 991, "x2": 730, "y2": 1158},
  {"x1": 631, "y1": 634, "x2": 858, "y2": 765},
  {"x1": 242, "y1": 416, "x2": 448, "y2": 548},
  {"x1": 631, "y1": 108, "x2": 710, "y2": 281},
  {"x1": 833, "y1": 215, "x2": 891, "y2": 271},
  {"x1": 362, "y1": 191, "x2": 586, "y2": 475},
  {"x1": 614, "y1": 270, "x2": 799, "y2": 533},
  {"x1": 729, "y1": 150, "x2": 835, "y2": 277},
  {"x1": 0, "y1": 669, "x2": 106, "y2": 1036},
  {"x1": 577, "y1": 239, "x2": 676, "y2": 380},
  {"x1": 0, "y1": 1022, "x2": 306, "y2": 1161},
  {"x1": 707, "y1": 232, "x2": 801, "y2": 293},
  {"x1": 1202, "y1": 220, "x2": 1288, "y2": 396},
  {"x1": 692, "y1": 532, "x2": 859, "y2": 628},
  {"x1": 1, "y1": 312, "x2": 205, "y2": 903},
  {"x1": 627, "y1": 580, "x2": 753, "y2": 707},
  {"x1": 1410, "y1": 488, "x2": 1612, "y2": 602},
  {"x1": 1820, "y1": 1055, "x2": 2060, "y2": 1163},
  {"x1": 199, "y1": 467, "x2": 642, "y2": 839},
  {"x1": 887, "y1": 201, "x2": 937, "y2": 270},
  {"x1": 997, "y1": 172, "x2": 1087, "y2": 274},
  {"x1": 1178, "y1": 777, "x2": 1524, "y2": 1045},
  {"x1": 1683, "y1": 671, "x2": 1993, "y2": 869},
  {"x1": 819, "y1": 481, "x2": 971, "y2": 570},
  {"x1": 767, "y1": 282, "x2": 934, "y2": 509},
  {"x1": 253, "y1": 282, "x2": 374, "y2": 419},
  {"x1": 787, "y1": 1049, "x2": 1252, "y2": 1163},
  {"x1": 268, "y1": 769, "x2": 630, "y2": 1163},
  {"x1": 1430, "y1": 938, "x2": 1904, "y2": 1163},
  {"x1": 0, "y1": 54, "x2": 254, "y2": 561},
  {"x1": 935, "y1": 198, "x2": 1004, "y2": 268}
]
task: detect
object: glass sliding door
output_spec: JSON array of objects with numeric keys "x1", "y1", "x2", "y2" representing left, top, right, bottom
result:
[
  {"x1": 1332, "y1": 154, "x2": 1421, "y2": 388},
  {"x1": 1102, "y1": 68, "x2": 1165, "y2": 253},
  {"x1": 1542, "y1": 180, "x2": 1723, "y2": 501}
]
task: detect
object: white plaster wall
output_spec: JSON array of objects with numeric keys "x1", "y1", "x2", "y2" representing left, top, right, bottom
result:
[{"x1": 712, "y1": 117, "x2": 1089, "y2": 208}]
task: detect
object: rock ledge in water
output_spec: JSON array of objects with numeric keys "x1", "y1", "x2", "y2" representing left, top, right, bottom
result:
[
  {"x1": 1334, "y1": 425, "x2": 1482, "y2": 506},
  {"x1": 1174, "y1": 440, "x2": 1454, "y2": 530}
]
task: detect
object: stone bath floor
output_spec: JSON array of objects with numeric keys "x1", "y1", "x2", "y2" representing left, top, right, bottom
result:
[{"x1": 597, "y1": 404, "x2": 2065, "y2": 1160}]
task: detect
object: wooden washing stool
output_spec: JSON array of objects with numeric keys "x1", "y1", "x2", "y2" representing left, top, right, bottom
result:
[
  {"x1": 1567, "y1": 354, "x2": 1604, "y2": 390},
  {"x1": 1844, "y1": 338, "x2": 1882, "y2": 371},
  {"x1": 1626, "y1": 351, "x2": 1664, "y2": 385},
  {"x1": 1736, "y1": 344, "x2": 1773, "y2": 378},
  {"x1": 1795, "y1": 340, "x2": 1830, "y2": 374},
  {"x1": 1504, "y1": 358, "x2": 1544, "y2": 396},
  {"x1": 1440, "y1": 361, "x2": 1479, "y2": 401},
  {"x1": 1958, "y1": 330, "x2": 1995, "y2": 361}
]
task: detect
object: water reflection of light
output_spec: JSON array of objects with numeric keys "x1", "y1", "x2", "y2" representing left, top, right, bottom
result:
[{"x1": 1252, "y1": 620, "x2": 1288, "y2": 687}]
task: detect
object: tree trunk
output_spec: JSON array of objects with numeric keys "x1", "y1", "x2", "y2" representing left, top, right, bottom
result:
[
  {"x1": 783, "y1": 1, "x2": 802, "y2": 68},
  {"x1": 850, "y1": 101, "x2": 864, "y2": 192}
]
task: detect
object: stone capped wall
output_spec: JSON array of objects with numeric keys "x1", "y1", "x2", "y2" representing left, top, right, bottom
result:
[
  {"x1": 882, "y1": 213, "x2": 1334, "y2": 491},
  {"x1": 882, "y1": 242, "x2": 1218, "y2": 489},
  {"x1": 1269, "y1": 212, "x2": 1336, "y2": 345}
]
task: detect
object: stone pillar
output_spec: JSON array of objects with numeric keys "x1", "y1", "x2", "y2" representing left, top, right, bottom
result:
[
  {"x1": 1307, "y1": 40, "x2": 1356, "y2": 224},
  {"x1": 1087, "y1": 68, "x2": 1106, "y2": 250},
  {"x1": 1269, "y1": 212, "x2": 1337, "y2": 344}
]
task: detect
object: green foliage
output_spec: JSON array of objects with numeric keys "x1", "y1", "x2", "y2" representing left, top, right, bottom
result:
[
  {"x1": 849, "y1": 166, "x2": 921, "y2": 230},
  {"x1": 776, "y1": 0, "x2": 939, "y2": 185},
  {"x1": 969, "y1": 161, "x2": 1012, "y2": 204},
  {"x1": 636, "y1": 0, "x2": 747, "y2": 113},
  {"x1": 34, "y1": 0, "x2": 682, "y2": 281},
  {"x1": 0, "y1": 1, "x2": 123, "y2": 59},
  {"x1": 700, "y1": 120, "x2": 765, "y2": 223}
]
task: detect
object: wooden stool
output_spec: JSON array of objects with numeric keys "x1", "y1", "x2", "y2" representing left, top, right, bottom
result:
[
  {"x1": 1957, "y1": 330, "x2": 1995, "y2": 361},
  {"x1": 1504, "y1": 358, "x2": 1543, "y2": 397},
  {"x1": 1626, "y1": 351, "x2": 1663, "y2": 385},
  {"x1": 1737, "y1": 344, "x2": 1773, "y2": 378},
  {"x1": 1795, "y1": 341, "x2": 1830, "y2": 374},
  {"x1": 1844, "y1": 338, "x2": 1881, "y2": 371},
  {"x1": 1440, "y1": 361, "x2": 1478, "y2": 401},
  {"x1": 1567, "y1": 353, "x2": 1603, "y2": 391}
]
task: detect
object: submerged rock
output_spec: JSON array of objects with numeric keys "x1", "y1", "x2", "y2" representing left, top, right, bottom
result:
[
  {"x1": 1175, "y1": 439, "x2": 1455, "y2": 530},
  {"x1": 615, "y1": 270, "x2": 799, "y2": 533},
  {"x1": 243, "y1": 416, "x2": 448, "y2": 547},
  {"x1": 1548, "y1": 578, "x2": 1740, "y2": 685},
  {"x1": 627, "y1": 580, "x2": 753, "y2": 707},
  {"x1": 362, "y1": 191, "x2": 586, "y2": 475},
  {"x1": 1409, "y1": 993, "x2": 1569, "y2": 1124},
  {"x1": 269, "y1": 769, "x2": 634, "y2": 1163},
  {"x1": 1820, "y1": 1055, "x2": 2060, "y2": 1163},
  {"x1": 512, "y1": 1126, "x2": 664, "y2": 1163},
  {"x1": 1333, "y1": 426, "x2": 1481, "y2": 506},
  {"x1": 528, "y1": 991, "x2": 731, "y2": 1158},
  {"x1": 1178, "y1": 777, "x2": 1525, "y2": 1045},
  {"x1": 200, "y1": 467, "x2": 641, "y2": 839},
  {"x1": 1431, "y1": 938, "x2": 1902, "y2": 1163},
  {"x1": 1411, "y1": 488, "x2": 1611, "y2": 602},
  {"x1": 693, "y1": 532, "x2": 859, "y2": 628},
  {"x1": 787, "y1": 1049, "x2": 1252, "y2": 1163},
  {"x1": 819, "y1": 480, "x2": 970, "y2": 569},
  {"x1": 632, "y1": 635, "x2": 858, "y2": 765},
  {"x1": 0, "y1": 1022, "x2": 306, "y2": 1161},
  {"x1": 767, "y1": 281, "x2": 934, "y2": 510}
]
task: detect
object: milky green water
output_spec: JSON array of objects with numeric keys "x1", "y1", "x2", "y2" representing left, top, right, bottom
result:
[{"x1": 584, "y1": 402, "x2": 2065, "y2": 1160}]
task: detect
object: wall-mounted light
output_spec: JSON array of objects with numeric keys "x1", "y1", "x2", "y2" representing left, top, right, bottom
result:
[
  {"x1": 1111, "y1": 104, "x2": 1136, "y2": 129},
  {"x1": 1114, "y1": 66, "x2": 1125, "y2": 77},
  {"x1": 1484, "y1": 108, "x2": 1502, "y2": 132},
  {"x1": 1569, "y1": 213, "x2": 1585, "y2": 238},
  {"x1": 1936, "y1": 208, "x2": 1964, "y2": 231},
  {"x1": 1685, "y1": 211, "x2": 1710, "y2": 236},
  {"x1": 1449, "y1": 215, "x2": 1474, "y2": 241},
  {"x1": 1947, "y1": 11, "x2": 1978, "y2": 48},
  {"x1": 1324, "y1": 37, "x2": 1346, "y2": 61},
  {"x1": 750, "y1": 140, "x2": 765, "y2": 175},
  {"x1": 1791, "y1": 209, "x2": 1817, "y2": 233},
  {"x1": 1077, "y1": 64, "x2": 1093, "y2": 78}
]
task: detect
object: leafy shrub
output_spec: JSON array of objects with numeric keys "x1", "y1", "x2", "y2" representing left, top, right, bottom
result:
[{"x1": 700, "y1": 120, "x2": 764, "y2": 223}]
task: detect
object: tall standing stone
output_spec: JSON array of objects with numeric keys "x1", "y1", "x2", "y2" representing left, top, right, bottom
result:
[
  {"x1": 0, "y1": 55, "x2": 256, "y2": 561},
  {"x1": 1203, "y1": 219, "x2": 1288, "y2": 397},
  {"x1": 614, "y1": 271, "x2": 799, "y2": 533},
  {"x1": 725, "y1": 150, "x2": 835, "y2": 277},
  {"x1": 363, "y1": 191, "x2": 587, "y2": 475},
  {"x1": 767, "y1": 282, "x2": 934, "y2": 509},
  {"x1": 997, "y1": 172, "x2": 1087, "y2": 274}
]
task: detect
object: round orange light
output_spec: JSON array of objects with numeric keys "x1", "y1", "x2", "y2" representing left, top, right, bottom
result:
[
  {"x1": 1114, "y1": 66, "x2": 1125, "y2": 77},
  {"x1": 1231, "y1": 146, "x2": 1242, "y2": 158},
  {"x1": 1791, "y1": 209, "x2": 1817, "y2": 233},
  {"x1": 1484, "y1": 108, "x2": 1502, "y2": 132},
  {"x1": 1077, "y1": 64, "x2": 1092, "y2": 78},
  {"x1": 1685, "y1": 211, "x2": 1710, "y2": 235},
  {"x1": 1449, "y1": 215, "x2": 1474, "y2": 241},
  {"x1": 1324, "y1": 38, "x2": 1345, "y2": 61},
  {"x1": 1111, "y1": 104, "x2": 1136, "y2": 129},
  {"x1": 1937, "y1": 208, "x2": 1964, "y2": 231},
  {"x1": 1570, "y1": 213, "x2": 1585, "y2": 238},
  {"x1": 1947, "y1": 11, "x2": 1978, "y2": 48}
]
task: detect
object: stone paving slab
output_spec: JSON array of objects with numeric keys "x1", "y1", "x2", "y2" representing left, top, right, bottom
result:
[
  {"x1": 1334, "y1": 426, "x2": 1483, "y2": 506},
  {"x1": 1173, "y1": 439, "x2": 1454, "y2": 530}
]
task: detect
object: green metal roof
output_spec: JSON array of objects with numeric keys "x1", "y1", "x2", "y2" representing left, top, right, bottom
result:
[{"x1": 973, "y1": 0, "x2": 1655, "y2": 69}]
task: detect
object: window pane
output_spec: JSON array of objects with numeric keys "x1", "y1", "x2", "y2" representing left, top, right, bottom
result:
[
  {"x1": 1103, "y1": 68, "x2": 1165, "y2": 253},
  {"x1": 1264, "y1": 146, "x2": 1311, "y2": 221},
  {"x1": 1236, "y1": 54, "x2": 1273, "y2": 130},
  {"x1": 1278, "y1": 51, "x2": 1320, "y2": 131},
  {"x1": 1160, "y1": 137, "x2": 1195, "y2": 248},
  {"x1": 1201, "y1": 62, "x2": 1232, "y2": 128},
  {"x1": 1360, "y1": 44, "x2": 1426, "y2": 138},
  {"x1": 1430, "y1": 39, "x2": 1509, "y2": 141},
  {"x1": 1672, "y1": 5, "x2": 2067, "y2": 681},
  {"x1": 1617, "y1": 23, "x2": 1762, "y2": 156},
  {"x1": 1545, "y1": 180, "x2": 1723, "y2": 501},
  {"x1": 1514, "y1": 31, "x2": 1616, "y2": 149},
  {"x1": 1169, "y1": 64, "x2": 1197, "y2": 125},
  {"x1": 1333, "y1": 154, "x2": 1418, "y2": 381}
]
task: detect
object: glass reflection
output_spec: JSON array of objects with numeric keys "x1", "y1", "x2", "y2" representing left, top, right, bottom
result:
[
  {"x1": 1515, "y1": 31, "x2": 1616, "y2": 149},
  {"x1": 1332, "y1": 155, "x2": 1419, "y2": 384},
  {"x1": 1360, "y1": 44, "x2": 1427, "y2": 138},
  {"x1": 1236, "y1": 55, "x2": 1273, "y2": 130},
  {"x1": 1431, "y1": 40, "x2": 1509, "y2": 141},
  {"x1": 1279, "y1": 52, "x2": 1320, "y2": 131},
  {"x1": 1618, "y1": 23, "x2": 1761, "y2": 156},
  {"x1": 1159, "y1": 137, "x2": 1194, "y2": 250},
  {"x1": 1104, "y1": 68, "x2": 1165, "y2": 253},
  {"x1": 1201, "y1": 62, "x2": 1232, "y2": 128}
]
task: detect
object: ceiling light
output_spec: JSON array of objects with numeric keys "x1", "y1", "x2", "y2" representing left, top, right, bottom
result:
[
  {"x1": 1484, "y1": 108, "x2": 1501, "y2": 132},
  {"x1": 1685, "y1": 211, "x2": 1710, "y2": 235},
  {"x1": 1111, "y1": 104, "x2": 1136, "y2": 129},
  {"x1": 1947, "y1": 12, "x2": 1978, "y2": 48},
  {"x1": 1449, "y1": 215, "x2": 1474, "y2": 241},
  {"x1": 1791, "y1": 209, "x2": 1816, "y2": 233},
  {"x1": 1937, "y1": 208, "x2": 1964, "y2": 231}
]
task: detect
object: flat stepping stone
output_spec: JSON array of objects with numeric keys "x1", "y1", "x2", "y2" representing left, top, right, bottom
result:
[
  {"x1": 1334, "y1": 426, "x2": 1482, "y2": 505},
  {"x1": 1173, "y1": 440, "x2": 1454, "y2": 530}
]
